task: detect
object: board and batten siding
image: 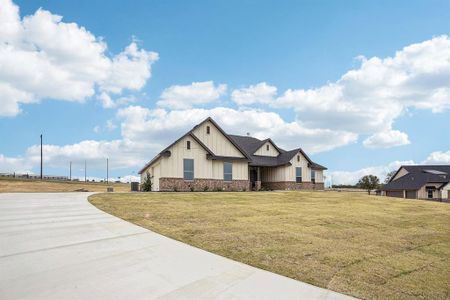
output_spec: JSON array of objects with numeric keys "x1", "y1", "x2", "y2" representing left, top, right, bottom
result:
[
  {"x1": 140, "y1": 159, "x2": 161, "y2": 191},
  {"x1": 285, "y1": 152, "x2": 311, "y2": 182},
  {"x1": 261, "y1": 151, "x2": 323, "y2": 183},
  {"x1": 191, "y1": 121, "x2": 245, "y2": 158},
  {"x1": 442, "y1": 183, "x2": 450, "y2": 199},
  {"x1": 254, "y1": 141, "x2": 280, "y2": 157},
  {"x1": 153, "y1": 135, "x2": 248, "y2": 180},
  {"x1": 391, "y1": 167, "x2": 409, "y2": 181},
  {"x1": 417, "y1": 183, "x2": 442, "y2": 199}
]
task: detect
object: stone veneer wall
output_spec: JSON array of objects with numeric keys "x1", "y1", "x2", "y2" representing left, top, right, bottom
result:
[
  {"x1": 159, "y1": 177, "x2": 250, "y2": 192},
  {"x1": 261, "y1": 181, "x2": 324, "y2": 191}
]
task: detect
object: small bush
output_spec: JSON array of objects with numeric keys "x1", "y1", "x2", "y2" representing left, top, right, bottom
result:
[
  {"x1": 173, "y1": 186, "x2": 178, "y2": 192},
  {"x1": 141, "y1": 172, "x2": 152, "y2": 192},
  {"x1": 203, "y1": 185, "x2": 209, "y2": 192},
  {"x1": 190, "y1": 186, "x2": 195, "y2": 192}
]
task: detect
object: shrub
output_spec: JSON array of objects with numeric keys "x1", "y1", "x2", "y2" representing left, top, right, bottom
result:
[
  {"x1": 203, "y1": 185, "x2": 209, "y2": 192},
  {"x1": 190, "y1": 186, "x2": 195, "y2": 192},
  {"x1": 141, "y1": 172, "x2": 152, "y2": 192}
]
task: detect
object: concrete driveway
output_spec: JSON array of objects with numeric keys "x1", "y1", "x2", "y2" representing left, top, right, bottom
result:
[{"x1": 0, "y1": 193, "x2": 353, "y2": 299}]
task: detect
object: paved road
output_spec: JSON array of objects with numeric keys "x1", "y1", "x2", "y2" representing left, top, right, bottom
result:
[{"x1": 0, "y1": 193, "x2": 353, "y2": 300}]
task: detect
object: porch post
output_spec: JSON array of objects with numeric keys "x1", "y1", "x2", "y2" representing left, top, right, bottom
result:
[{"x1": 256, "y1": 167, "x2": 261, "y2": 191}]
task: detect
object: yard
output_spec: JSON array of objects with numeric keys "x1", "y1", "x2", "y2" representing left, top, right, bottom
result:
[
  {"x1": 0, "y1": 177, "x2": 130, "y2": 193},
  {"x1": 89, "y1": 191, "x2": 450, "y2": 299}
]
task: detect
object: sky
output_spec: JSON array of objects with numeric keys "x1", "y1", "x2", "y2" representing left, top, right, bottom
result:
[{"x1": 1, "y1": 0, "x2": 450, "y2": 184}]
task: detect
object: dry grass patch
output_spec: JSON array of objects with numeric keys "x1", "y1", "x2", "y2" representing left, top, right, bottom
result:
[
  {"x1": 89, "y1": 191, "x2": 450, "y2": 299},
  {"x1": 0, "y1": 177, "x2": 130, "y2": 193}
]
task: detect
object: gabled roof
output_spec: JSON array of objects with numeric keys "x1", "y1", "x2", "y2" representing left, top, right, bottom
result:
[
  {"x1": 139, "y1": 117, "x2": 251, "y2": 174},
  {"x1": 383, "y1": 165, "x2": 450, "y2": 191},
  {"x1": 229, "y1": 135, "x2": 327, "y2": 169},
  {"x1": 139, "y1": 117, "x2": 327, "y2": 173}
]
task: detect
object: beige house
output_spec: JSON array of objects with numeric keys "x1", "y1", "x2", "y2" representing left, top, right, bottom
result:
[
  {"x1": 383, "y1": 165, "x2": 450, "y2": 201},
  {"x1": 139, "y1": 117, "x2": 326, "y2": 191}
]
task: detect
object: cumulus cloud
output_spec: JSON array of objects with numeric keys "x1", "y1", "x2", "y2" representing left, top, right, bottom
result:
[
  {"x1": 423, "y1": 150, "x2": 450, "y2": 164},
  {"x1": 117, "y1": 106, "x2": 357, "y2": 153},
  {"x1": 329, "y1": 160, "x2": 415, "y2": 185},
  {"x1": 273, "y1": 35, "x2": 450, "y2": 148},
  {"x1": 0, "y1": 154, "x2": 30, "y2": 173},
  {"x1": 363, "y1": 130, "x2": 410, "y2": 148},
  {"x1": 231, "y1": 82, "x2": 277, "y2": 106},
  {"x1": 330, "y1": 149, "x2": 450, "y2": 185},
  {"x1": 156, "y1": 81, "x2": 227, "y2": 109},
  {"x1": 0, "y1": 0, "x2": 158, "y2": 116}
]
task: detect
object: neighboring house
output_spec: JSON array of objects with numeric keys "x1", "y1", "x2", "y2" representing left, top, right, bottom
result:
[
  {"x1": 383, "y1": 165, "x2": 450, "y2": 202},
  {"x1": 138, "y1": 117, "x2": 326, "y2": 191}
]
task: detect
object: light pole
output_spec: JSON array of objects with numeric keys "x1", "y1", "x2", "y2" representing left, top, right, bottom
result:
[
  {"x1": 106, "y1": 158, "x2": 109, "y2": 184},
  {"x1": 69, "y1": 161, "x2": 72, "y2": 181},
  {"x1": 40, "y1": 134, "x2": 43, "y2": 180},
  {"x1": 84, "y1": 160, "x2": 87, "y2": 182}
]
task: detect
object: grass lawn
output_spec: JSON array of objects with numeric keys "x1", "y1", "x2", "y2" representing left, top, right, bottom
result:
[
  {"x1": 0, "y1": 177, "x2": 130, "y2": 193},
  {"x1": 89, "y1": 191, "x2": 450, "y2": 299}
]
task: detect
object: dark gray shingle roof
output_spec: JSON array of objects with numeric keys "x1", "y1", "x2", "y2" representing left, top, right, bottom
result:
[
  {"x1": 139, "y1": 117, "x2": 327, "y2": 173},
  {"x1": 229, "y1": 135, "x2": 327, "y2": 169},
  {"x1": 383, "y1": 165, "x2": 450, "y2": 191}
]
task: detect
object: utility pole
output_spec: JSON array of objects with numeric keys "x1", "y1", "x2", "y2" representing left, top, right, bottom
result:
[
  {"x1": 106, "y1": 158, "x2": 109, "y2": 184},
  {"x1": 40, "y1": 134, "x2": 43, "y2": 180},
  {"x1": 69, "y1": 161, "x2": 72, "y2": 181},
  {"x1": 84, "y1": 160, "x2": 87, "y2": 182}
]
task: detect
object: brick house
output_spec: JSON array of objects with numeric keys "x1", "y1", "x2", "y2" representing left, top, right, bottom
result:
[{"x1": 138, "y1": 117, "x2": 326, "y2": 191}]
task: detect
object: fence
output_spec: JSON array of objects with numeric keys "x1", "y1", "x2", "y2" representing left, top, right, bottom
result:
[{"x1": 0, "y1": 173, "x2": 69, "y2": 181}]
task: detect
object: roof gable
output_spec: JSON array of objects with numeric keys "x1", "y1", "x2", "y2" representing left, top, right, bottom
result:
[
  {"x1": 191, "y1": 118, "x2": 249, "y2": 159},
  {"x1": 253, "y1": 139, "x2": 281, "y2": 157}
]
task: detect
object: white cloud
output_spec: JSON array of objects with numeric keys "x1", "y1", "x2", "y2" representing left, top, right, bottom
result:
[
  {"x1": 329, "y1": 160, "x2": 415, "y2": 185},
  {"x1": 0, "y1": 154, "x2": 30, "y2": 173},
  {"x1": 330, "y1": 149, "x2": 450, "y2": 185},
  {"x1": 273, "y1": 35, "x2": 450, "y2": 148},
  {"x1": 117, "y1": 106, "x2": 357, "y2": 154},
  {"x1": 363, "y1": 130, "x2": 410, "y2": 148},
  {"x1": 156, "y1": 81, "x2": 227, "y2": 109},
  {"x1": 423, "y1": 150, "x2": 450, "y2": 164},
  {"x1": 106, "y1": 120, "x2": 117, "y2": 131},
  {"x1": 0, "y1": 0, "x2": 158, "y2": 116},
  {"x1": 24, "y1": 140, "x2": 153, "y2": 170},
  {"x1": 231, "y1": 82, "x2": 277, "y2": 106}
]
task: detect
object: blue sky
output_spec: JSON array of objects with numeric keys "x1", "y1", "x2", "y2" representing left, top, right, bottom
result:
[{"x1": 1, "y1": 0, "x2": 450, "y2": 183}]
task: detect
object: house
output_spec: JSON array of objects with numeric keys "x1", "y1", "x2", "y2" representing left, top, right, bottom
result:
[
  {"x1": 138, "y1": 117, "x2": 327, "y2": 191},
  {"x1": 383, "y1": 165, "x2": 450, "y2": 201}
]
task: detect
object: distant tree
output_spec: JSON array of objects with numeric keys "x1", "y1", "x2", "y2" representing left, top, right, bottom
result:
[
  {"x1": 141, "y1": 172, "x2": 153, "y2": 192},
  {"x1": 384, "y1": 170, "x2": 396, "y2": 184},
  {"x1": 357, "y1": 175, "x2": 380, "y2": 195}
]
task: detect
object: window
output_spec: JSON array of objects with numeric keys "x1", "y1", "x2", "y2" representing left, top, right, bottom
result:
[
  {"x1": 183, "y1": 159, "x2": 194, "y2": 181},
  {"x1": 206, "y1": 126, "x2": 210, "y2": 134},
  {"x1": 224, "y1": 162, "x2": 232, "y2": 182},
  {"x1": 186, "y1": 140, "x2": 191, "y2": 150},
  {"x1": 427, "y1": 189, "x2": 433, "y2": 199},
  {"x1": 297, "y1": 155, "x2": 300, "y2": 162},
  {"x1": 311, "y1": 170, "x2": 316, "y2": 184},
  {"x1": 296, "y1": 167, "x2": 302, "y2": 183},
  {"x1": 266, "y1": 144, "x2": 270, "y2": 151}
]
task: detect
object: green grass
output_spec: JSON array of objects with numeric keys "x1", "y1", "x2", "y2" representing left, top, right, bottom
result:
[{"x1": 89, "y1": 191, "x2": 450, "y2": 299}]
